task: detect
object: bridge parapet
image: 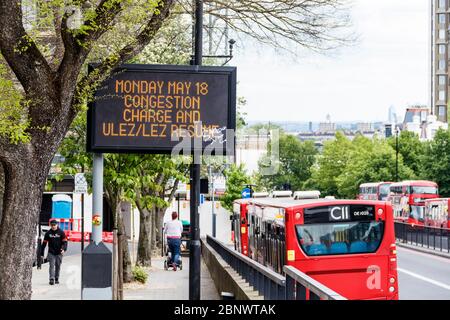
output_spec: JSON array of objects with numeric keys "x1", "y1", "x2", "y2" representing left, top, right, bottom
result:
[{"x1": 204, "y1": 235, "x2": 346, "y2": 300}]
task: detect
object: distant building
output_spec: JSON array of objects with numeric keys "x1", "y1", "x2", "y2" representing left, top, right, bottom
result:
[
  {"x1": 235, "y1": 133, "x2": 270, "y2": 174},
  {"x1": 403, "y1": 107, "x2": 430, "y2": 125},
  {"x1": 388, "y1": 106, "x2": 398, "y2": 124},
  {"x1": 401, "y1": 107, "x2": 448, "y2": 140},
  {"x1": 356, "y1": 123, "x2": 374, "y2": 133},
  {"x1": 318, "y1": 114, "x2": 336, "y2": 133},
  {"x1": 298, "y1": 130, "x2": 381, "y2": 151}
]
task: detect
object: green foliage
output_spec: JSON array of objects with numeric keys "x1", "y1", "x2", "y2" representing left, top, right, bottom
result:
[
  {"x1": 132, "y1": 265, "x2": 148, "y2": 284},
  {"x1": 306, "y1": 131, "x2": 352, "y2": 196},
  {"x1": 388, "y1": 131, "x2": 425, "y2": 174},
  {"x1": 257, "y1": 133, "x2": 317, "y2": 191},
  {"x1": 421, "y1": 129, "x2": 450, "y2": 197},
  {"x1": 307, "y1": 133, "x2": 415, "y2": 198},
  {"x1": 221, "y1": 164, "x2": 251, "y2": 212},
  {"x1": 0, "y1": 64, "x2": 30, "y2": 144}
]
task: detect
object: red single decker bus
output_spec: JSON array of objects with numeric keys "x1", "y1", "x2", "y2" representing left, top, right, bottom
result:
[
  {"x1": 233, "y1": 196, "x2": 399, "y2": 300},
  {"x1": 389, "y1": 180, "x2": 439, "y2": 227},
  {"x1": 424, "y1": 198, "x2": 450, "y2": 229},
  {"x1": 358, "y1": 182, "x2": 392, "y2": 201}
]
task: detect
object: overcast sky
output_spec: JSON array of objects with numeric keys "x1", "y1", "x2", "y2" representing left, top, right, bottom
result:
[{"x1": 232, "y1": 0, "x2": 429, "y2": 123}]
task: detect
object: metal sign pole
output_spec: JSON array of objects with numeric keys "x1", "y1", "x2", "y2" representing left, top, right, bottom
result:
[
  {"x1": 82, "y1": 153, "x2": 112, "y2": 300},
  {"x1": 189, "y1": 0, "x2": 203, "y2": 301},
  {"x1": 92, "y1": 153, "x2": 103, "y2": 244}
]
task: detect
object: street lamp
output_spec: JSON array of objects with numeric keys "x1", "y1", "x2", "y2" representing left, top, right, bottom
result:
[
  {"x1": 395, "y1": 126, "x2": 400, "y2": 182},
  {"x1": 191, "y1": 39, "x2": 236, "y2": 66}
]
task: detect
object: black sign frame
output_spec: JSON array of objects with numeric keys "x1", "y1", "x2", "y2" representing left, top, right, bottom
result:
[{"x1": 87, "y1": 64, "x2": 237, "y2": 154}]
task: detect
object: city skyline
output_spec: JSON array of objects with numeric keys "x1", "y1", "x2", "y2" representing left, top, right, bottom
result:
[{"x1": 234, "y1": 0, "x2": 429, "y2": 123}]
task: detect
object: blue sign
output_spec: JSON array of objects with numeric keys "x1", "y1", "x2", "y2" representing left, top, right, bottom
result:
[
  {"x1": 200, "y1": 194, "x2": 205, "y2": 204},
  {"x1": 241, "y1": 188, "x2": 251, "y2": 199}
]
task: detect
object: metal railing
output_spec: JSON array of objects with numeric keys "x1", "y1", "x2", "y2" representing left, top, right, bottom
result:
[
  {"x1": 205, "y1": 235, "x2": 346, "y2": 300},
  {"x1": 395, "y1": 222, "x2": 450, "y2": 253},
  {"x1": 284, "y1": 266, "x2": 346, "y2": 300}
]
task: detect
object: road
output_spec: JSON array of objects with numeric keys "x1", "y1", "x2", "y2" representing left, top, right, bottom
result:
[{"x1": 397, "y1": 246, "x2": 450, "y2": 300}]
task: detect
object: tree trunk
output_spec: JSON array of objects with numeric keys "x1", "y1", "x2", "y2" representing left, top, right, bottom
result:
[
  {"x1": 151, "y1": 209, "x2": 157, "y2": 253},
  {"x1": 155, "y1": 207, "x2": 166, "y2": 251},
  {"x1": 0, "y1": 162, "x2": 4, "y2": 224},
  {"x1": 117, "y1": 205, "x2": 132, "y2": 283},
  {"x1": 0, "y1": 156, "x2": 48, "y2": 299},
  {"x1": 136, "y1": 205, "x2": 152, "y2": 267}
]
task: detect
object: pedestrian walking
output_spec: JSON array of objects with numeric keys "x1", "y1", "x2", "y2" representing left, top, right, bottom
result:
[
  {"x1": 41, "y1": 220, "x2": 68, "y2": 285},
  {"x1": 164, "y1": 212, "x2": 183, "y2": 271}
]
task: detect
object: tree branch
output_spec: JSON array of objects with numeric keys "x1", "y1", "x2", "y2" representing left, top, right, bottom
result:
[
  {"x1": 71, "y1": 0, "x2": 175, "y2": 117},
  {"x1": 0, "y1": 0, "x2": 54, "y2": 98}
]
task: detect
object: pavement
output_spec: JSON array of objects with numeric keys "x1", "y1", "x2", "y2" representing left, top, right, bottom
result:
[
  {"x1": 31, "y1": 242, "x2": 219, "y2": 300},
  {"x1": 32, "y1": 253, "x2": 81, "y2": 300},
  {"x1": 124, "y1": 256, "x2": 219, "y2": 300}
]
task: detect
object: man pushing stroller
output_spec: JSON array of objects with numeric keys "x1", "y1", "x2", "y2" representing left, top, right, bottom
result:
[{"x1": 164, "y1": 212, "x2": 183, "y2": 271}]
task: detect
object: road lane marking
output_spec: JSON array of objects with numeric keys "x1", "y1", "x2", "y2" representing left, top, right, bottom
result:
[
  {"x1": 398, "y1": 268, "x2": 450, "y2": 291},
  {"x1": 397, "y1": 246, "x2": 450, "y2": 264}
]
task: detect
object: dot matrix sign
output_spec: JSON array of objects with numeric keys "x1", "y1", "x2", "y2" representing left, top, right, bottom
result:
[{"x1": 88, "y1": 64, "x2": 236, "y2": 154}]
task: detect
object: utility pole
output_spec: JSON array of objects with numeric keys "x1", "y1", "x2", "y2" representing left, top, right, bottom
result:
[
  {"x1": 92, "y1": 153, "x2": 103, "y2": 244},
  {"x1": 209, "y1": 166, "x2": 216, "y2": 237},
  {"x1": 189, "y1": 0, "x2": 203, "y2": 301},
  {"x1": 395, "y1": 127, "x2": 399, "y2": 182},
  {"x1": 82, "y1": 153, "x2": 112, "y2": 300}
]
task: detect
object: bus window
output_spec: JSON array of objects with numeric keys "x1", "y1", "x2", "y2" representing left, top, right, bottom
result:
[
  {"x1": 410, "y1": 206, "x2": 425, "y2": 222},
  {"x1": 296, "y1": 221, "x2": 384, "y2": 256},
  {"x1": 379, "y1": 184, "x2": 390, "y2": 200},
  {"x1": 412, "y1": 186, "x2": 438, "y2": 195}
]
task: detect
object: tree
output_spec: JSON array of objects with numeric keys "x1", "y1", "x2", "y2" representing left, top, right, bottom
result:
[
  {"x1": 336, "y1": 137, "x2": 415, "y2": 198},
  {"x1": 307, "y1": 133, "x2": 416, "y2": 199},
  {"x1": 421, "y1": 129, "x2": 450, "y2": 197},
  {"x1": 0, "y1": 0, "x2": 351, "y2": 299},
  {"x1": 258, "y1": 133, "x2": 317, "y2": 191},
  {"x1": 221, "y1": 164, "x2": 250, "y2": 212},
  {"x1": 306, "y1": 131, "x2": 352, "y2": 197},
  {"x1": 388, "y1": 131, "x2": 425, "y2": 175}
]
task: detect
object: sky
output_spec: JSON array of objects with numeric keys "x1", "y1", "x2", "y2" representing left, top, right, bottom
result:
[{"x1": 232, "y1": 0, "x2": 429, "y2": 123}]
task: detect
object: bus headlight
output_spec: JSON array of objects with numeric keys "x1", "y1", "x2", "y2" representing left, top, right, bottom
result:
[
  {"x1": 389, "y1": 286, "x2": 395, "y2": 293},
  {"x1": 389, "y1": 277, "x2": 396, "y2": 284}
]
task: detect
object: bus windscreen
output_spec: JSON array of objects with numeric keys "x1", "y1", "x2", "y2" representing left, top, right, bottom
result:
[
  {"x1": 296, "y1": 221, "x2": 384, "y2": 256},
  {"x1": 412, "y1": 186, "x2": 438, "y2": 195}
]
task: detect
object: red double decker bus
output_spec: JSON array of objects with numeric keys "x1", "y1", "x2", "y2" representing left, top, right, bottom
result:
[
  {"x1": 358, "y1": 182, "x2": 392, "y2": 201},
  {"x1": 232, "y1": 193, "x2": 269, "y2": 256},
  {"x1": 424, "y1": 198, "x2": 450, "y2": 229},
  {"x1": 388, "y1": 180, "x2": 439, "y2": 227},
  {"x1": 233, "y1": 196, "x2": 398, "y2": 300}
]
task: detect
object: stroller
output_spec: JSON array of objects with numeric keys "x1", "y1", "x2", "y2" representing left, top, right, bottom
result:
[{"x1": 163, "y1": 240, "x2": 183, "y2": 271}]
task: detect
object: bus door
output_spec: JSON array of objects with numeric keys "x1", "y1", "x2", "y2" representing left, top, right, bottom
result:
[
  {"x1": 240, "y1": 206, "x2": 249, "y2": 256},
  {"x1": 290, "y1": 203, "x2": 398, "y2": 300},
  {"x1": 232, "y1": 203, "x2": 241, "y2": 252}
]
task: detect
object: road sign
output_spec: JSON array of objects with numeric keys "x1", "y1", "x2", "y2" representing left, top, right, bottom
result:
[
  {"x1": 200, "y1": 194, "x2": 205, "y2": 205},
  {"x1": 74, "y1": 173, "x2": 88, "y2": 194},
  {"x1": 241, "y1": 187, "x2": 251, "y2": 199},
  {"x1": 87, "y1": 64, "x2": 237, "y2": 155}
]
